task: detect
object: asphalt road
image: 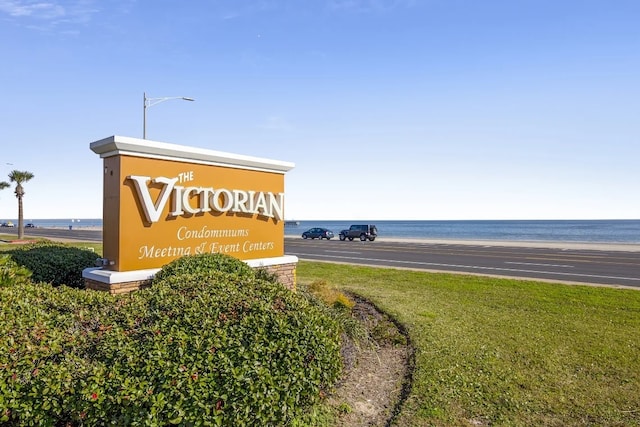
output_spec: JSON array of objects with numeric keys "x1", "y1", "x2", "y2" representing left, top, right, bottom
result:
[
  {"x1": 284, "y1": 237, "x2": 640, "y2": 289},
  {"x1": 12, "y1": 228, "x2": 640, "y2": 288},
  {"x1": 19, "y1": 227, "x2": 103, "y2": 242}
]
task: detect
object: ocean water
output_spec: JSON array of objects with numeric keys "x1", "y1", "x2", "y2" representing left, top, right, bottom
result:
[
  {"x1": 5, "y1": 218, "x2": 640, "y2": 244},
  {"x1": 285, "y1": 220, "x2": 640, "y2": 244},
  {"x1": 1, "y1": 218, "x2": 104, "y2": 228}
]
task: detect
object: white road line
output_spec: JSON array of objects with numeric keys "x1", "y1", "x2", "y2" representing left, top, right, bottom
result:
[
  {"x1": 290, "y1": 252, "x2": 640, "y2": 282},
  {"x1": 324, "y1": 250, "x2": 363, "y2": 255},
  {"x1": 505, "y1": 261, "x2": 574, "y2": 268}
]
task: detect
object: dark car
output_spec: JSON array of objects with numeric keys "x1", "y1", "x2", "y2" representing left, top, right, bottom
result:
[
  {"x1": 25, "y1": 223, "x2": 36, "y2": 228},
  {"x1": 339, "y1": 224, "x2": 378, "y2": 241},
  {"x1": 302, "y1": 227, "x2": 335, "y2": 240}
]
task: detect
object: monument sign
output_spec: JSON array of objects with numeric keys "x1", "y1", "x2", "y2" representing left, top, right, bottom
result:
[{"x1": 83, "y1": 135, "x2": 297, "y2": 293}]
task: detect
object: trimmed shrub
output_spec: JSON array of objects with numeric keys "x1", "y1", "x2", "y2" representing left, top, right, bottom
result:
[
  {"x1": 0, "y1": 253, "x2": 343, "y2": 426},
  {"x1": 254, "y1": 267, "x2": 282, "y2": 284},
  {"x1": 153, "y1": 252, "x2": 255, "y2": 282},
  {"x1": 0, "y1": 255, "x2": 32, "y2": 287},
  {"x1": 8, "y1": 241, "x2": 98, "y2": 288}
]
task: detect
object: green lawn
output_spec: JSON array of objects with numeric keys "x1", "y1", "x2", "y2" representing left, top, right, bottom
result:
[
  {"x1": 297, "y1": 261, "x2": 640, "y2": 427},
  {"x1": 0, "y1": 234, "x2": 102, "y2": 254}
]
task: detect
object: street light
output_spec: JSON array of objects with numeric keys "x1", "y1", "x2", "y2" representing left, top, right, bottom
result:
[{"x1": 143, "y1": 92, "x2": 195, "y2": 139}]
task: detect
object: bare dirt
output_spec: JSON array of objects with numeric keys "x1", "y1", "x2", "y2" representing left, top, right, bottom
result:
[{"x1": 327, "y1": 296, "x2": 414, "y2": 427}]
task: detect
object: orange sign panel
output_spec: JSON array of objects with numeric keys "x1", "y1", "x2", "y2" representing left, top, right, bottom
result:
[{"x1": 92, "y1": 136, "x2": 293, "y2": 272}]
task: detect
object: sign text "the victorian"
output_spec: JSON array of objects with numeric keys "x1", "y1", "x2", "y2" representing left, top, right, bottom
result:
[{"x1": 128, "y1": 175, "x2": 284, "y2": 223}]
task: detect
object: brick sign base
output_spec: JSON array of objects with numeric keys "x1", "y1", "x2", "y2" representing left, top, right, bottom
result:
[{"x1": 83, "y1": 256, "x2": 298, "y2": 295}]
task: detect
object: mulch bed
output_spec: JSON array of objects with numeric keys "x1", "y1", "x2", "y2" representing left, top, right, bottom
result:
[{"x1": 327, "y1": 295, "x2": 415, "y2": 427}]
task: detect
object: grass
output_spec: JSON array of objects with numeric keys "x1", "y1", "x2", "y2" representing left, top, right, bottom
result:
[
  {"x1": 0, "y1": 233, "x2": 103, "y2": 254},
  {"x1": 297, "y1": 261, "x2": 640, "y2": 427}
]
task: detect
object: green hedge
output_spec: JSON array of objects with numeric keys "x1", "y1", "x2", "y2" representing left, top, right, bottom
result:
[
  {"x1": 0, "y1": 255, "x2": 32, "y2": 287},
  {"x1": 7, "y1": 241, "x2": 99, "y2": 288},
  {"x1": 0, "y1": 253, "x2": 343, "y2": 426}
]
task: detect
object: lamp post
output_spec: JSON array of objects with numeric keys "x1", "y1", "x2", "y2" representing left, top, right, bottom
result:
[{"x1": 143, "y1": 92, "x2": 195, "y2": 139}]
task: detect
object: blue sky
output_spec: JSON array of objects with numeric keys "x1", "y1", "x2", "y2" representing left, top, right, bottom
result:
[{"x1": 0, "y1": 0, "x2": 638, "y2": 221}]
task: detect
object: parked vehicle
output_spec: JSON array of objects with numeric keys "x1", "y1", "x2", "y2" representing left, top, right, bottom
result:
[
  {"x1": 339, "y1": 224, "x2": 378, "y2": 241},
  {"x1": 25, "y1": 223, "x2": 36, "y2": 228},
  {"x1": 302, "y1": 227, "x2": 335, "y2": 240},
  {"x1": 1, "y1": 221, "x2": 15, "y2": 228}
]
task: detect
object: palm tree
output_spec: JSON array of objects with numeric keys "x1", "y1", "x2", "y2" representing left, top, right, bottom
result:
[
  {"x1": 0, "y1": 181, "x2": 9, "y2": 224},
  {"x1": 9, "y1": 170, "x2": 34, "y2": 239}
]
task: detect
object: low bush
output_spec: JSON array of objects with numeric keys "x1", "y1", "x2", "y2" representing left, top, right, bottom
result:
[
  {"x1": 7, "y1": 241, "x2": 99, "y2": 288},
  {"x1": 1, "y1": 253, "x2": 343, "y2": 426},
  {"x1": 153, "y1": 252, "x2": 256, "y2": 282},
  {"x1": 0, "y1": 255, "x2": 32, "y2": 287}
]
